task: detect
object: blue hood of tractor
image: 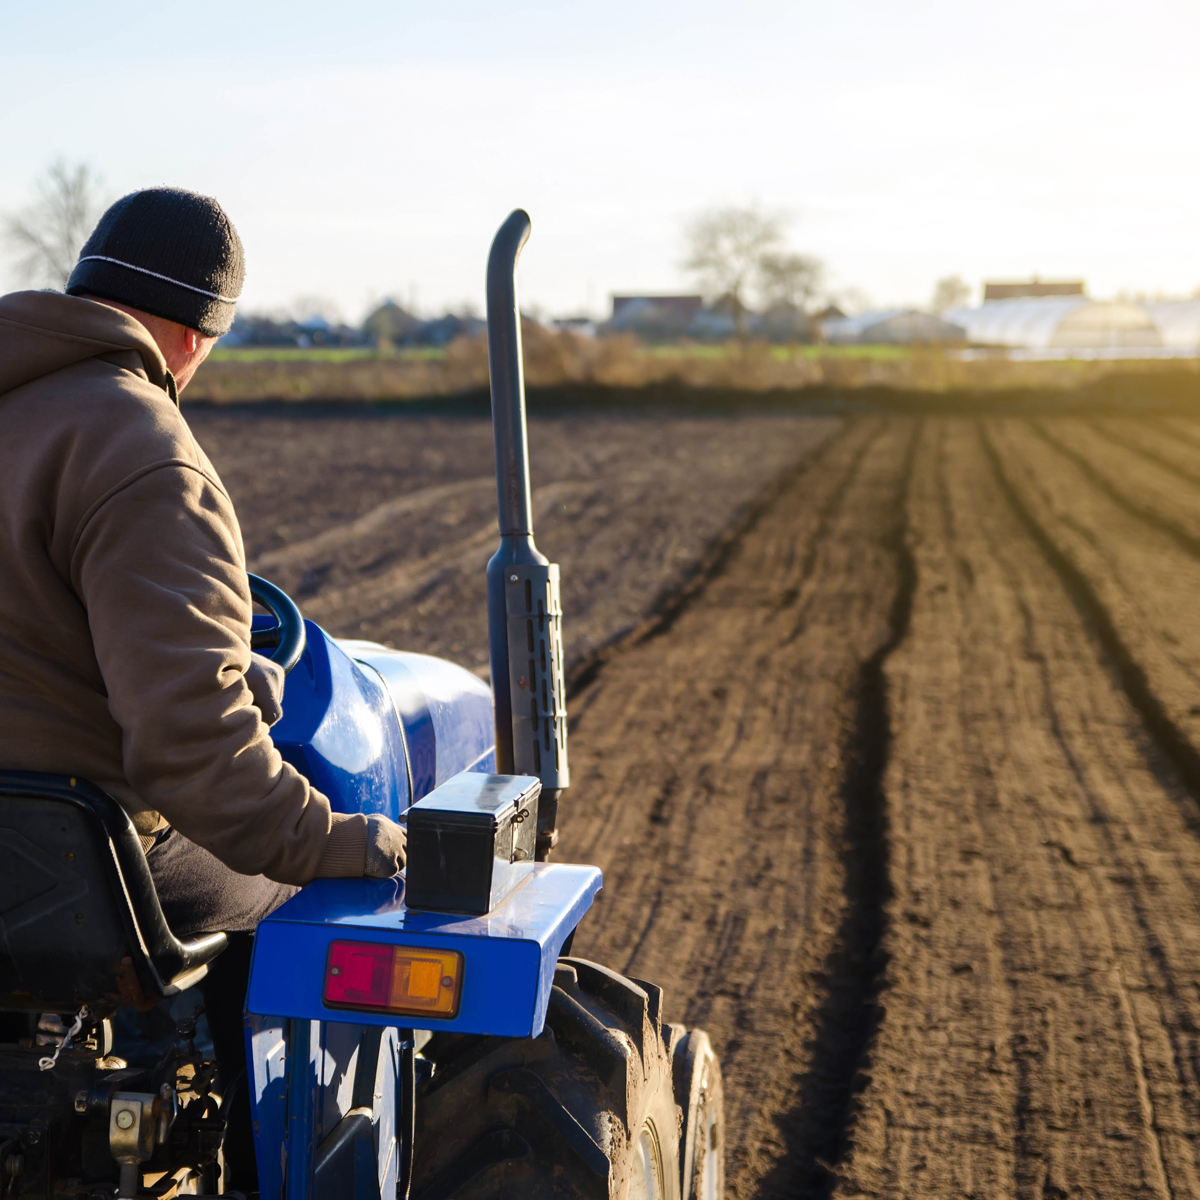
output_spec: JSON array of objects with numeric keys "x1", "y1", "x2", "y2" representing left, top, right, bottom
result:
[{"x1": 267, "y1": 621, "x2": 495, "y2": 822}]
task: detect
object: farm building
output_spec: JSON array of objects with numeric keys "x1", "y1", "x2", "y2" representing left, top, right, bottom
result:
[
  {"x1": 609, "y1": 295, "x2": 705, "y2": 340},
  {"x1": 947, "y1": 297, "x2": 1162, "y2": 349},
  {"x1": 983, "y1": 279, "x2": 1085, "y2": 301},
  {"x1": 1145, "y1": 300, "x2": 1200, "y2": 348},
  {"x1": 821, "y1": 308, "x2": 967, "y2": 346}
]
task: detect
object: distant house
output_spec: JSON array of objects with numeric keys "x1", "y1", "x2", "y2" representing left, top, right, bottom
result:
[
  {"x1": 364, "y1": 300, "x2": 423, "y2": 347},
  {"x1": 607, "y1": 293, "x2": 813, "y2": 343},
  {"x1": 611, "y1": 295, "x2": 704, "y2": 322},
  {"x1": 982, "y1": 280, "x2": 1085, "y2": 302},
  {"x1": 813, "y1": 304, "x2": 846, "y2": 322},
  {"x1": 811, "y1": 304, "x2": 846, "y2": 343},
  {"x1": 361, "y1": 301, "x2": 484, "y2": 348},
  {"x1": 552, "y1": 316, "x2": 599, "y2": 338},
  {"x1": 218, "y1": 312, "x2": 366, "y2": 349},
  {"x1": 609, "y1": 295, "x2": 705, "y2": 340},
  {"x1": 758, "y1": 301, "x2": 813, "y2": 344},
  {"x1": 686, "y1": 304, "x2": 738, "y2": 342},
  {"x1": 822, "y1": 309, "x2": 967, "y2": 346}
]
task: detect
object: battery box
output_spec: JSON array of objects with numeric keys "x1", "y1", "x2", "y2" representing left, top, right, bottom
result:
[{"x1": 405, "y1": 772, "x2": 540, "y2": 915}]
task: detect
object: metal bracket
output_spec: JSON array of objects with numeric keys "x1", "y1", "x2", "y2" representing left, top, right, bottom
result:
[{"x1": 109, "y1": 1090, "x2": 157, "y2": 1198}]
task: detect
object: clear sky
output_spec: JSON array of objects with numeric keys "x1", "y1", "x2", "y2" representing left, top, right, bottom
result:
[{"x1": 2, "y1": 0, "x2": 1199, "y2": 320}]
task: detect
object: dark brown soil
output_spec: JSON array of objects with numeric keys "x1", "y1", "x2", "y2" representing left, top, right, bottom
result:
[
  {"x1": 189, "y1": 403, "x2": 837, "y2": 674},
  {"x1": 191, "y1": 405, "x2": 1200, "y2": 1199}
]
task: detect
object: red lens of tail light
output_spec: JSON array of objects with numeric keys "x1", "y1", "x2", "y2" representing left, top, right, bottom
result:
[
  {"x1": 325, "y1": 941, "x2": 393, "y2": 1008},
  {"x1": 324, "y1": 940, "x2": 464, "y2": 1018}
]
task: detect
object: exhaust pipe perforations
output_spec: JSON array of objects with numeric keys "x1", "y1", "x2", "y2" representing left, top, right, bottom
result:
[{"x1": 505, "y1": 565, "x2": 569, "y2": 792}]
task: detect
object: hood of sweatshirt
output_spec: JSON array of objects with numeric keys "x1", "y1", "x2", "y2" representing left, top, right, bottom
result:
[{"x1": 0, "y1": 290, "x2": 170, "y2": 397}]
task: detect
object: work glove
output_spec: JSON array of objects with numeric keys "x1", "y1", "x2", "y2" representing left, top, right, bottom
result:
[
  {"x1": 246, "y1": 654, "x2": 286, "y2": 726},
  {"x1": 364, "y1": 814, "x2": 407, "y2": 878}
]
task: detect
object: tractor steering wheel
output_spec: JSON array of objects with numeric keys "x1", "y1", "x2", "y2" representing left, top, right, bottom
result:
[{"x1": 248, "y1": 573, "x2": 307, "y2": 675}]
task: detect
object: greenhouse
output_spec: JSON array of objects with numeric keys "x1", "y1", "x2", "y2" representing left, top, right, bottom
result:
[
  {"x1": 947, "y1": 297, "x2": 1162, "y2": 349},
  {"x1": 822, "y1": 308, "x2": 967, "y2": 345},
  {"x1": 1145, "y1": 300, "x2": 1200, "y2": 348}
]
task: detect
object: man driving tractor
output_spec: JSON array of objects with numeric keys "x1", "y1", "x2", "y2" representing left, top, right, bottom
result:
[{"x1": 0, "y1": 186, "x2": 408, "y2": 1184}]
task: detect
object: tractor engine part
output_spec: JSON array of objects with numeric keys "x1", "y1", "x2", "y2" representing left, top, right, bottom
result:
[
  {"x1": 485, "y1": 209, "x2": 570, "y2": 860},
  {"x1": 108, "y1": 1089, "x2": 160, "y2": 1197},
  {"x1": 405, "y1": 771, "x2": 540, "y2": 914}
]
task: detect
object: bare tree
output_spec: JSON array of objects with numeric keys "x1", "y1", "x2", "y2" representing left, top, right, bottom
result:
[
  {"x1": 931, "y1": 274, "x2": 971, "y2": 313},
  {"x1": 682, "y1": 205, "x2": 787, "y2": 335},
  {"x1": 287, "y1": 295, "x2": 344, "y2": 326},
  {"x1": 759, "y1": 251, "x2": 825, "y2": 311},
  {"x1": 4, "y1": 161, "x2": 106, "y2": 289}
]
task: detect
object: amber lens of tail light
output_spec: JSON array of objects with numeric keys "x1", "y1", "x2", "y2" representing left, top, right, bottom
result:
[{"x1": 324, "y1": 941, "x2": 463, "y2": 1018}]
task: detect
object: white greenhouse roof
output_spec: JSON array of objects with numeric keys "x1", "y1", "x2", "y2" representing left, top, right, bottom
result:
[
  {"x1": 822, "y1": 308, "x2": 965, "y2": 345},
  {"x1": 946, "y1": 298, "x2": 1162, "y2": 349},
  {"x1": 822, "y1": 308, "x2": 906, "y2": 343},
  {"x1": 1145, "y1": 301, "x2": 1200, "y2": 348}
]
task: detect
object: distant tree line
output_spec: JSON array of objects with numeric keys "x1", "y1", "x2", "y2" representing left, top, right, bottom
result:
[{"x1": 2, "y1": 163, "x2": 984, "y2": 349}]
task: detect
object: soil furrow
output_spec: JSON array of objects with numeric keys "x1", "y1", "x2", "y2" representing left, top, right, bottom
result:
[
  {"x1": 979, "y1": 422, "x2": 1200, "y2": 1196},
  {"x1": 1091, "y1": 419, "x2": 1200, "y2": 491},
  {"x1": 1155, "y1": 416, "x2": 1200, "y2": 453},
  {"x1": 983, "y1": 421, "x2": 1200, "y2": 829},
  {"x1": 769, "y1": 419, "x2": 917, "y2": 1198},
  {"x1": 557, "y1": 418, "x2": 913, "y2": 1198},
  {"x1": 1030, "y1": 420, "x2": 1200, "y2": 560},
  {"x1": 833, "y1": 420, "x2": 1020, "y2": 1198},
  {"x1": 840, "y1": 418, "x2": 1200, "y2": 1198},
  {"x1": 567, "y1": 417, "x2": 855, "y2": 695}
]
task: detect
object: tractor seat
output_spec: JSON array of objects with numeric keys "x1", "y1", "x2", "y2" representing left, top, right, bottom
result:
[{"x1": 0, "y1": 772, "x2": 227, "y2": 1014}]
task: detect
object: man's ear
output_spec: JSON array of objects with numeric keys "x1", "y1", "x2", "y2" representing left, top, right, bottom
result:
[{"x1": 183, "y1": 328, "x2": 199, "y2": 355}]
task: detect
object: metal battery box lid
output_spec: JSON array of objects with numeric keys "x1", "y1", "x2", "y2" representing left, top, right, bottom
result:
[{"x1": 405, "y1": 771, "x2": 540, "y2": 915}]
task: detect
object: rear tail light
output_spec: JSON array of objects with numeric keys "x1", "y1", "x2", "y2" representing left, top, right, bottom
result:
[{"x1": 324, "y1": 941, "x2": 463, "y2": 1019}]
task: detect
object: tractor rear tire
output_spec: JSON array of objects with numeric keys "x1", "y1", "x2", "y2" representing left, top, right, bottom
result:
[
  {"x1": 412, "y1": 957, "x2": 683, "y2": 1200},
  {"x1": 670, "y1": 1029, "x2": 725, "y2": 1200}
]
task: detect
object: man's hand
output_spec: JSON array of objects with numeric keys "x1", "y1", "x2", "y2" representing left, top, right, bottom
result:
[
  {"x1": 364, "y1": 814, "x2": 407, "y2": 878},
  {"x1": 246, "y1": 655, "x2": 285, "y2": 726}
]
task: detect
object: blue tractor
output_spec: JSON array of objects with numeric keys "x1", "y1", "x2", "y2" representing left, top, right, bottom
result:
[{"x1": 0, "y1": 213, "x2": 725, "y2": 1199}]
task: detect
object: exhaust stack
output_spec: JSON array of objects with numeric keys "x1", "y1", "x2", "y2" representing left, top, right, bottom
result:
[{"x1": 485, "y1": 210, "x2": 569, "y2": 859}]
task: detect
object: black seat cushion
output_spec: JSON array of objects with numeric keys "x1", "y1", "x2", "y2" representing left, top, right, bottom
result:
[{"x1": 0, "y1": 773, "x2": 226, "y2": 1012}]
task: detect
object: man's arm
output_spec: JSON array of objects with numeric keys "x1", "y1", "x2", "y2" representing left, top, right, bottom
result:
[{"x1": 71, "y1": 460, "x2": 380, "y2": 884}]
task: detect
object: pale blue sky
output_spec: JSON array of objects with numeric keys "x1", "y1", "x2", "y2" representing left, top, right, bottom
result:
[{"x1": 2, "y1": 1, "x2": 1198, "y2": 319}]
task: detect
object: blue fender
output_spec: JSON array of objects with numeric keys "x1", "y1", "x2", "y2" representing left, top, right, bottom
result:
[
  {"x1": 246, "y1": 864, "x2": 601, "y2": 1198},
  {"x1": 252, "y1": 622, "x2": 595, "y2": 1196}
]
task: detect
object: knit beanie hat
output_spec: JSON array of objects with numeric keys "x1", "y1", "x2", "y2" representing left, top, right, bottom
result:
[{"x1": 66, "y1": 187, "x2": 244, "y2": 337}]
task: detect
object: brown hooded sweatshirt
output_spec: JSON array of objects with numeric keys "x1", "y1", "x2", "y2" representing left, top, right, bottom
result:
[{"x1": 0, "y1": 291, "x2": 368, "y2": 884}]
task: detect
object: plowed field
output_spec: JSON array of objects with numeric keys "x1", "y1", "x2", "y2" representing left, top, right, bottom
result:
[{"x1": 193, "y1": 407, "x2": 1200, "y2": 1199}]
